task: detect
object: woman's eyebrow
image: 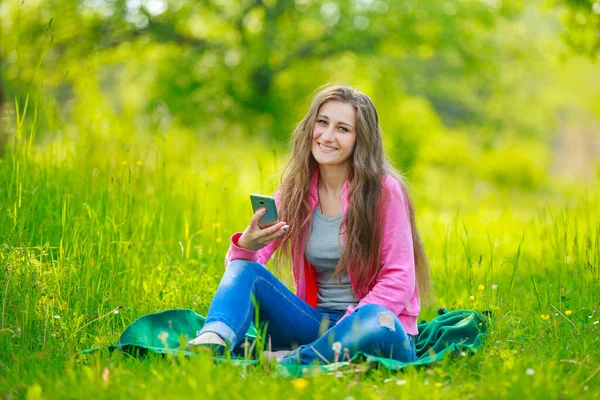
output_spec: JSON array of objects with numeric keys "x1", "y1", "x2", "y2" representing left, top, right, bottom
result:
[{"x1": 317, "y1": 114, "x2": 354, "y2": 128}]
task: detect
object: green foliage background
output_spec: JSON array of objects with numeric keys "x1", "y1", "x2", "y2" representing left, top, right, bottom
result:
[{"x1": 2, "y1": 0, "x2": 600, "y2": 187}]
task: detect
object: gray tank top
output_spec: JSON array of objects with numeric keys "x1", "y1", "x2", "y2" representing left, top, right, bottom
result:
[{"x1": 305, "y1": 208, "x2": 359, "y2": 310}]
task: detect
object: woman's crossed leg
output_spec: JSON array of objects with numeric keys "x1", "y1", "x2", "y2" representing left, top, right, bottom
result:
[{"x1": 190, "y1": 259, "x2": 416, "y2": 364}]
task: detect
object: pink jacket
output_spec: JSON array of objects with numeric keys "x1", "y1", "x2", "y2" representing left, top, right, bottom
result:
[{"x1": 225, "y1": 169, "x2": 420, "y2": 335}]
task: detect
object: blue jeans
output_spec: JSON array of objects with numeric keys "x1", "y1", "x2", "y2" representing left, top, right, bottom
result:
[{"x1": 198, "y1": 259, "x2": 417, "y2": 364}]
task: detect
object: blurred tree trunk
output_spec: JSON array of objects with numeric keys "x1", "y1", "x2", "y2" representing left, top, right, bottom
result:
[{"x1": 552, "y1": 109, "x2": 600, "y2": 181}]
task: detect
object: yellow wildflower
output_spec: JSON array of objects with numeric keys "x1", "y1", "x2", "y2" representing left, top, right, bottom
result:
[
  {"x1": 136, "y1": 160, "x2": 143, "y2": 166},
  {"x1": 541, "y1": 314, "x2": 550, "y2": 320},
  {"x1": 121, "y1": 161, "x2": 127, "y2": 166},
  {"x1": 565, "y1": 310, "x2": 572, "y2": 317},
  {"x1": 212, "y1": 223, "x2": 221, "y2": 228},
  {"x1": 215, "y1": 237, "x2": 222, "y2": 243},
  {"x1": 478, "y1": 284, "x2": 485, "y2": 292},
  {"x1": 292, "y1": 378, "x2": 308, "y2": 390},
  {"x1": 469, "y1": 295, "x2": 475, "y2": 302}
]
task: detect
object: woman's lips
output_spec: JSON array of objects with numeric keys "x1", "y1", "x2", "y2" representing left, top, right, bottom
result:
[{"x1": 318, "y1": 143, "x2": 337, "y2": 152}]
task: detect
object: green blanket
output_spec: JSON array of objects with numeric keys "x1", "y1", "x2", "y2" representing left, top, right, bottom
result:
[{"x1": 83, "y1": 308, "x2": 489, "y2": 376}]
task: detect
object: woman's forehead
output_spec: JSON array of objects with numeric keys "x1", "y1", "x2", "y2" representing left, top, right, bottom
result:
[{"x1": 317, "y1": 101, "x2": 356, "y2": 126}]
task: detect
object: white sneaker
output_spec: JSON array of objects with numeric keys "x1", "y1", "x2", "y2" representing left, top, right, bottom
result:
[{"x1": 263, "y1": 350, "x2": 291, "y2": 362}]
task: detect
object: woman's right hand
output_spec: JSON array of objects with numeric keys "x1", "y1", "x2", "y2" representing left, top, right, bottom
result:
[{"x1": 237, "y1": 208, "x2": 289, "y2": 251}]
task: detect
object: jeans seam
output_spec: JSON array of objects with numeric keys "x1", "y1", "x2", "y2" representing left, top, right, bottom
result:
[{"x1": 238, "y1": 276, "x2": 323, "y2": 340}]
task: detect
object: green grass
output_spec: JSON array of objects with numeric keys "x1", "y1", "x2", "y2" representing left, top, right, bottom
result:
[{"x1": 0, "y1": 99, "x2": 599, "y2": 399}]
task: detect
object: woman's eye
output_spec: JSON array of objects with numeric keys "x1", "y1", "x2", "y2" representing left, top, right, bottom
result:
[
  {"x1": 339, "y1": 127, "x2": 348, "y2": 132},
  {"x1": 318, "y1": 119, "x2": 327, "y2": 125}
]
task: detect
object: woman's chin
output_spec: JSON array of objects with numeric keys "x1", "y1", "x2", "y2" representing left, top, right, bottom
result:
[
  {"x1": 315, "y1": 157, "x2": 336, "y2": 166},
  {"x1": 312, "y1": 150, "x2": 353, "y2": 167}
]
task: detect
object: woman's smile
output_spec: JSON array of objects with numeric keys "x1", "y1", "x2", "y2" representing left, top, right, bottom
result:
[{"x1": 318, "y1": 143, "x2": 338, "y2": 152}]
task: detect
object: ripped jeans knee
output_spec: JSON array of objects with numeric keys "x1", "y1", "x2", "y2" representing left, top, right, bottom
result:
[
  {"x1": 282, "y1": 304, "x2": 417, "y2": 365},
  {"x1": 377, "y1": 312, "x2": 396, "y2": 331}
]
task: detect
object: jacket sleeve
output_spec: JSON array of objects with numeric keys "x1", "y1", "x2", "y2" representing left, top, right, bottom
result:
[
  {"x1": 340, "y1": 176, "x2": 417, "y2": 321},
  {"x1": 224, "y1": 191, "x2": 283, "y2": 268}
]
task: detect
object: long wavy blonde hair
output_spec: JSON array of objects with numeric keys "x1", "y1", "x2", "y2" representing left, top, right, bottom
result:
[{"x1": 276, "y1": 85, "x2": 431, "y2": 303}]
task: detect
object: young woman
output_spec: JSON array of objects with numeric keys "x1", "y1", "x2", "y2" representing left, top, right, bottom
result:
[{"x1": 188, "y1": 85, "x2": 431, "y2": 364}]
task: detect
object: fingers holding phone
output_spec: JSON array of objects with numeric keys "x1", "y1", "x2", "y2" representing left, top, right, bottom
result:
[
  {"x1": 239, "y1": 209, "x2": 288, "y2": 250},
  {"x1": 237, "y1": 195, "x2": 289, "y2": 251}
]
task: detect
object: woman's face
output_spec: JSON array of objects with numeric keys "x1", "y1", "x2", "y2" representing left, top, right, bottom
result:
[{"x1": 311, "y1": 101, "x2": 357, "y2": 168}]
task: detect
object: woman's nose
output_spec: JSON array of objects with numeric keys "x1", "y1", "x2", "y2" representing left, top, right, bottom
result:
[{"x1": 321, "y1": 126, "x2": 335, "y2": 141}]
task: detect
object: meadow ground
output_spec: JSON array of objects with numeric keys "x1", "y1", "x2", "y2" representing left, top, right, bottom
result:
[{"x1": 0, "y1": 110, "x2": 599, "y2": 399}]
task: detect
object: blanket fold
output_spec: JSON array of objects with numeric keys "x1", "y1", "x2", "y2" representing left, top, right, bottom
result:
[{"x1": 83, "y1": 308, "x2": 489, "y2": 375}]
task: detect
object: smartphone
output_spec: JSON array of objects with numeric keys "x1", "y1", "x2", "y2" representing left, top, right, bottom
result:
[{"x1": 250, "y1": 194, "x2": 278, "y2": 229}]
